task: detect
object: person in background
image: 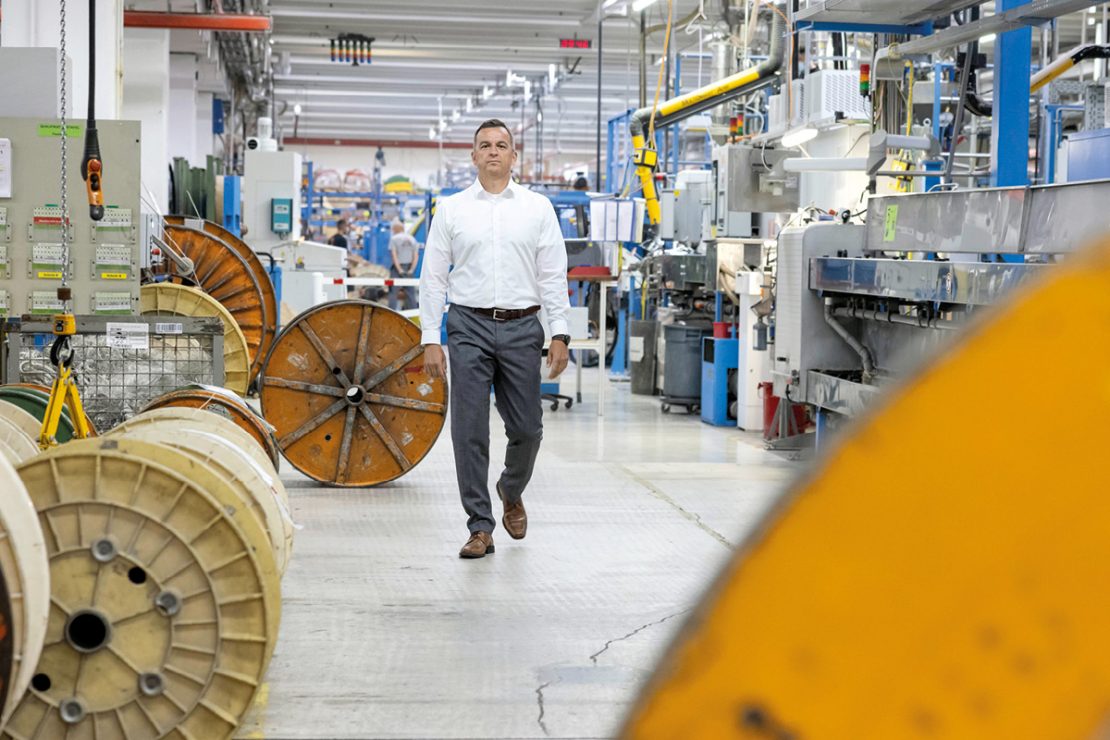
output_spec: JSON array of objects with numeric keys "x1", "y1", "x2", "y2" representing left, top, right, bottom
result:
[
  {"x1": 572, "y1": 175, "x2": 589, "y2": 192},
  {"x1": 328, "y1": 218, "x2": 350, "y2": 249},
  {"x1": 388, "y1": 218, "x2": 420, "y2": 310}
]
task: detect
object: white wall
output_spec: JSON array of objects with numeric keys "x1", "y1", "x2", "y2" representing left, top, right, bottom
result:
[
  {"x1": 168, "y1": 53, "x2": 198, "y2": 166},
  {"x1": 0, "y1": 0, "x2": 122, "y2": 119},
  {"x1": 121, "y1": 28, "x2": 170, "y2": 213},
  {"x1": 195, "y1": 92, "x2": 215, "y2": 163}
]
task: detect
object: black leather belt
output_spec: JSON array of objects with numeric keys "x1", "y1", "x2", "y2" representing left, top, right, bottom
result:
[{"x1": 464, "y1": 305, "x2": 541, "y2": 321}]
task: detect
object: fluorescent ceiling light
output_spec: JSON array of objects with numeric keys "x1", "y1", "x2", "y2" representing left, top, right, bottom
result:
[
  {"x1": 781, "y1": 125, "x2": 818, "y2": 148},
  {"x1": 429, "y1": 127, "x2": 436, "y2": 140},
  {"x1": 631, "y1": 0, "x2": 660, "y2": 11},
  {"x1": 979, "y1": 33, "x2": 996, "y2": 43},
  {"x1": 293, "y1": 103, "x2": 302, "y2": 115}
]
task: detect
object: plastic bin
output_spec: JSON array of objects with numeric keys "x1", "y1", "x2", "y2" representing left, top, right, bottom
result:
[{"x1": 663, "y1": 323, "x2": 712, "y2": 401}]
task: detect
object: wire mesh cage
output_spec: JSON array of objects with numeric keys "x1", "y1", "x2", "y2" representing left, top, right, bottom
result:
[{"x1": 2, "y1": 316, "x2": 225, "y2": 431}]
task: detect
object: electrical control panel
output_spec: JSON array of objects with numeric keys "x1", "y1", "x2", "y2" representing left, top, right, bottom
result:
[
  {"x1": 0, "y1": 118, "x2": 141, "y2": 317},
  {"x1": 271, "y1": 197, "x2": 293, "y2": 235}
]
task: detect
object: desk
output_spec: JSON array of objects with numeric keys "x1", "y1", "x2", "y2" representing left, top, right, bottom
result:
[{"x1": 558, "y1": 275, "x2": 617, "y2": 417}]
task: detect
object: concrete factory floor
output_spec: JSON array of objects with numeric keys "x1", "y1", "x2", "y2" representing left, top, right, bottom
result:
[{"x1": 237, "y1": 369, "x2": 801, "y2": 740}]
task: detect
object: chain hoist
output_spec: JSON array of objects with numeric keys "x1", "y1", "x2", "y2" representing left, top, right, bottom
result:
[{"x1": 39, "y1": 0, "x2": 92, "y2": 449}]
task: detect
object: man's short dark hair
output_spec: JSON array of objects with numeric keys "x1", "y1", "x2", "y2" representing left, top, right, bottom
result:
[
  {"x1": 337, "y1": 218, "x2": 348, "y2": 229},
  {"x1": 474, "y1": 119, "x2": 514, "y2": 148}
]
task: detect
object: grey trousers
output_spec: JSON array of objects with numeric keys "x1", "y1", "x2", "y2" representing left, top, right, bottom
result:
[{"x1": 447, "y1": 306, "x2": 545, "y2": 534}]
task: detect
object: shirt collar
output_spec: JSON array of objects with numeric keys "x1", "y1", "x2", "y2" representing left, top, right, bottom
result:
[{"x1": 472, "y1": 178, "x2": 518, "y2": 200}]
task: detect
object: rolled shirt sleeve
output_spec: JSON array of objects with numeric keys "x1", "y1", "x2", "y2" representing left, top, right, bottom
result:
[
  {"x1": 418, "y1": 202, "x2": 452, "y2": 345},
  {"x1": 536, "y1": 205, "x2": 571, "y2": 337}
]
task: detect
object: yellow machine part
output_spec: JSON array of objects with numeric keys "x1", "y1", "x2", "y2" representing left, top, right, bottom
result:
[
  {"x1": 622, "y1": 235, "x2": 1110, "y2": 739},
  {"x1": 0, "y1": 417, "x2": 39, "y2": 464},
  {"x1": 139, "y1": 283, "x2": 251, "y2": 396},
  {"x1": 0, "y1": 455, "x2": 49, "y2": 728},
  {"x1": 632, "y1": 134, "x2": 663, "y2": 225},
  {"x1": 111, "y1": 407, "x2": 288, "y2": 512},
  {"x1": 108, "y1": 422, "x2": 293, "y2": 577},
  {"x1": 4, "y1": 438, "x2": 280, "y2": 740}
]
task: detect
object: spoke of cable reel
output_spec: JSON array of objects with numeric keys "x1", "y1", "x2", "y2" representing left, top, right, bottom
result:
[
  {"x1": 353, "y1": 306, "x2": 374, "y2": 386},
  {"x1": 334, "y1": 406, "x2": 359, "y2": 484},
  {"x1": 362, "y1": 345, "x2": 425, "y2": 392},
  {"x1": 298, "y1": 322, "x2": 353, "y2": 387},
  {"x1": 276, "y1": 398, "x2": 347, "y2": 450},
  {"x1": 365, "y1": 393, "x2": 446, "y2": 414},
  {"x1": 358, "y1": 404, "x2": 412, "y2": 473},
  {"x1": 262, "y1": 377, "x2": 345, "y2": 398}
]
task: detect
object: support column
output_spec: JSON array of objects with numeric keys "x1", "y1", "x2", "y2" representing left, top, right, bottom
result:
[
  {"x1": 990, "y1": 0, "x2": 1032, "y2": 187},
  {"x1": 121, "y1": 28, "x2": 170, "y2": 212},
  {"x1": 0, "y1": 0, "x2": 123, "y2": 119}
]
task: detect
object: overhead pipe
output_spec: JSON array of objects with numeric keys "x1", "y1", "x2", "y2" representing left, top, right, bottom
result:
[
  {"x1": 123, "y1": 11, "x2": 272, "y2": 32},
  {"x1": 630, "y1": 6, "x2": 785, "y2": 225}
]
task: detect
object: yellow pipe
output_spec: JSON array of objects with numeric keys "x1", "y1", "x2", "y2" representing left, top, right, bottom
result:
[
  {"x1": 1030, "y1": 57, "x2": 1076, "y2": 94},
  {"x1": 632, "y1": 134, "x2": 663, "y2": 225},
  {"x1": 655, "y1": 68, "x2": 762, "y2": 121}
]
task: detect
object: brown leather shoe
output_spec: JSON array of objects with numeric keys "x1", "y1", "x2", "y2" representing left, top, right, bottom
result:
[
  {"x1": 497, "y1": 482, "x2": 527, "y2": 540},
  {"x1": 459, "y1": 531, "x2": 494, "y2": 559}
]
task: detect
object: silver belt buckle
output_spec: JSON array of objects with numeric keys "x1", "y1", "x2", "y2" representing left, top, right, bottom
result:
[{"x1": 492, "y1": 308, "x2": 509, "y2": 321}]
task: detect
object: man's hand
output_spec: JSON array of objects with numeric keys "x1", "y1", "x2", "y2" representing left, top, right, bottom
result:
[
  {"x1": 547, "y1": 340, "x2": 569, "y2": 379},
  {"x1": 424, "y1": 344, "x2": 447, "y2": 381}
]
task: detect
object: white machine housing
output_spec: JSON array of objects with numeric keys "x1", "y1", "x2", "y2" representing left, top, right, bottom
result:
[
  {"x1": 243, "y1": 148, "x2": 301, "y2": 254},
  {"x1": 772, "y1": 223, "x2": 867, "y2": 401},
  {"x1": 271, "y1": 240, "x2": 347, "y2": 318}
]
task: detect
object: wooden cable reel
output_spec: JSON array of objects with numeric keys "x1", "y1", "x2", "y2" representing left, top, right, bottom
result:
[
  {"x1": 140, "y1": 386, "x2": 281, "y2": 469},
  {"x1": 0, "y1": 405, "x2": 42, "y2": 447},
  {"x1": 3, "y1": 438, "x2": 280, "y2": 740},
  {"x1": 0, "y1": 565, "x2": 14, "y2": 726},
  {"x1": 1, "y1": 384, "x2": 98, "y2": 438},
  {"x1": 161, "y1": 218, "x2": 277, "y2": 383},
  {"x1": 110, "y1": 407, "x2": 284, "y2": 500},
  {"x1": 0, "y1": 456, "x2": 49, "y2": 728},
  {"x1": 109, "y1": 408, "x2": 293, "y2": 562},
  {"x1": 0, "y1": 386, "x2": 83, "y2": 443},
  {"x1": 108, "y1": 418, "x2": 293, "y2": 576},
  {"x1": 260, "y1": 300, "x2": 447, "y2": 486},
  {"x1": 139, "y1": 284, "x2": 251, "y2": 396},
  {"x1": 0, "y1": 418, "x2": 38, "y2": 464}
]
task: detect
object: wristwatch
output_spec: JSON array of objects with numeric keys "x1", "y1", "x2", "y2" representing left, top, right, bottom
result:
[{"x1": 551, "y1": 334, "x2": 571, "y2": 346}]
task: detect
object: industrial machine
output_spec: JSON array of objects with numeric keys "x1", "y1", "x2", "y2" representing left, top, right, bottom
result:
[
  {"x1": 270, "y1": 240, "x2": 348, "y2": 318},
  {"x1": 243, "y1": 117, "x2": 302, "y2": 254},
  {"x1": 0, "y1": 118, "x2": 141, "y2": 318},
  {"x1": 770, "y1": 179, "x2": 1110, "y2": 431}
]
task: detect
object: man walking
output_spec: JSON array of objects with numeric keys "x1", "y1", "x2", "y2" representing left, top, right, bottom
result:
[{"x1": 420, "y1": 119, "x2": 571, "y2": 559}]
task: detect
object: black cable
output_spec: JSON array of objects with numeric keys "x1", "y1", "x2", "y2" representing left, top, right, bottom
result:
[
  {"x1": 87, "y1": 0, "x2": 94, "y2": 124},
  {"x1": 81, "y1": 0, "x2": 104, "y2": 220}
]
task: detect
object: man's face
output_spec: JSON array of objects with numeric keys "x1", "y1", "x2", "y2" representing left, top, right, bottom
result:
[{"x1": 472, "y1": 126, "x2": 516, "y2": 178}]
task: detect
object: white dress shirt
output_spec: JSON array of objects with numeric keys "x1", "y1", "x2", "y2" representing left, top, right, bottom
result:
[{"x1": 418, "y1": 179, "x2": 570, "y2": 345}]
